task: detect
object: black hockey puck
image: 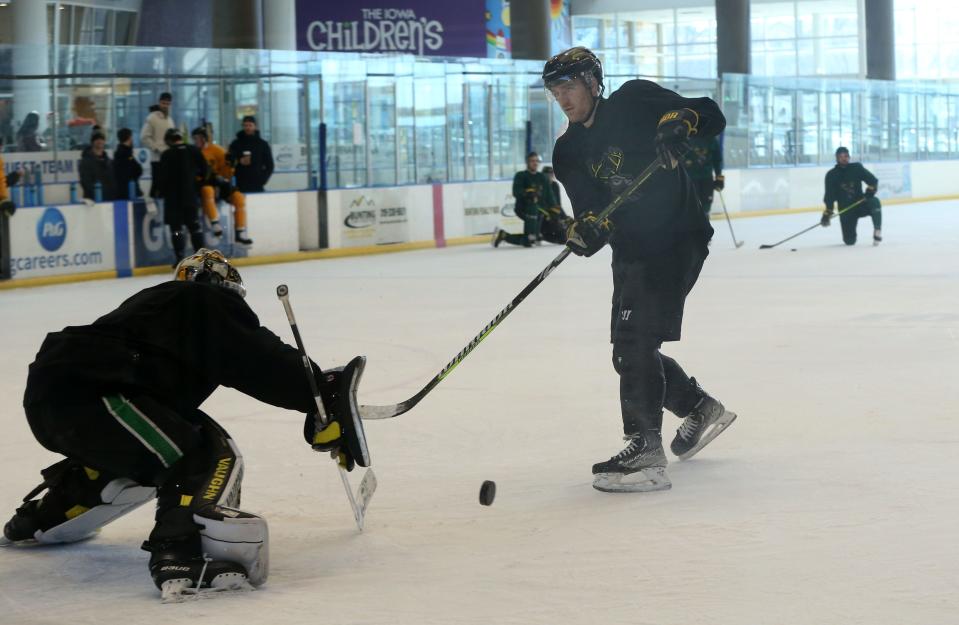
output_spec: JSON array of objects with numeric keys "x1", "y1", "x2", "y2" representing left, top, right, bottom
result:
[
  {"x1": 479, "y1": 480, "x2": 496, "y2": 506},
  {"x1": 790, "y1": 248, "x2": 797, "y2": 251}
]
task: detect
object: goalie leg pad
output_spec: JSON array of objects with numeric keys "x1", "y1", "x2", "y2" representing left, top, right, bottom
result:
[
  {"x1": 34, "y1": 478, "x2": 155, "y2": 544},
  {"x1": 3, "y1": 458, "x2": 155, "y2": 546},
  {"x1": 195, "y1": 505, "x2": 269, "y2": 587}
]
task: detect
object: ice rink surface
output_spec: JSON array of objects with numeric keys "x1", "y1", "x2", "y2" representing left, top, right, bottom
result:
[{"x1": 1, "y1": 200, "x2": 957, "y2": 624}]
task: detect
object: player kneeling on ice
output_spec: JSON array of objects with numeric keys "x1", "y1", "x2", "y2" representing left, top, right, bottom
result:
[
  {"x1": 545, "y1": 47, "x2": 737, "y2": 493},
  {"x1": 2, "y1": 249, "x2": 369, "y2": 601}
]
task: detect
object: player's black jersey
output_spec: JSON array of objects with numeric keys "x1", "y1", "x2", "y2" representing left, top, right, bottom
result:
[
  {"x1": 24, "y1": 281, "x2": 317, "y2": 417},
  {"x1": 552, "y1": 80, "x2": 725, "y2": 260},
  {"x1": 824, "y1": 163, "x2": 878, "y2": 209}
]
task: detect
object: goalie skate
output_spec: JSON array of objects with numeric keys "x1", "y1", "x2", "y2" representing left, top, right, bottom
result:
[{"x1": 158, "y1": 560, "x2": 254, "y2": 604}]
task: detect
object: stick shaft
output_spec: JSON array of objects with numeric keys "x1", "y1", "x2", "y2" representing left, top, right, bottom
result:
[
  {"x1": 717, "y1": 189, "x2": 741, "y2": 246},
  {"x1": 276, "y1": 284, "x2": 367, "y2": 530},
  {"x1": 360, "y1": 156, "x2": 665, "y2": 420},
  {"x1": 760, "y1": 197, "x2": 867, "y2": 249}
]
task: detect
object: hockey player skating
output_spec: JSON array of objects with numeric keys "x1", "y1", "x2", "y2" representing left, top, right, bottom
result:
[
  {"x1": 822, "y1": 146, "x2": 882, "y2": 245},
  {"x1": 2, "y1": 249, "x2": 369, "y2": 601},
  {"x1": 545, "y1": 47, "x2": 737, "y2": 493}
]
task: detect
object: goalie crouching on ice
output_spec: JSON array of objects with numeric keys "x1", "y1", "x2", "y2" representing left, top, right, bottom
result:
[{"x1": 2, "y1": 249, "x2": 370, "y2": 601}]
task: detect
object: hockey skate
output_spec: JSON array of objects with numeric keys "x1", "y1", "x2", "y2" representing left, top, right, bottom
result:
[
  {"x1": 2, "y1": 459, "x2": 154, "y2": 545},
  {"x1": 144, "y1": 503, "x2": 267, "y2": 603},
  {"x1": 592, "y1": 433, "x2": 671, "y2": 493},
  {"x1": 670, "y1": 395, "x2": 737, "y2": 461},
  {"x1": 873, "y1": 229, "x2": 882, "y2": 246},
  {"x1": 491, "y1": 227, "x2": 506, "y2": 248},
  {"x1": 144, "y1": 537, "x2": 253, "y2": 603}
]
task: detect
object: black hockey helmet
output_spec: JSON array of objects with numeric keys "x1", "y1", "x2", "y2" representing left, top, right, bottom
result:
[{"x1": 542, "y1": 46, "x2": 603, "y2": 93}]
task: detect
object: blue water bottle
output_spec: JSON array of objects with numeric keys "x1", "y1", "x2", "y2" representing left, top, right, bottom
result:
[
  {"x1": 69, "y1": 181, "x2": 78, "y2": 204},
  {"x1": 128, "y1": 180, "x2": 136, "y2": 200},
  {"x1": 94, "y1": 181, "x2": 102, "y2": 203}
]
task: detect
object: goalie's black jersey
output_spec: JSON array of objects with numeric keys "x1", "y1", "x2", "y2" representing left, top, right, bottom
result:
[
  {"x1": 552, "y1": 80, "x2": 725, "y2": 261},
  {"x1": 24, "y1": 280, "x2": 317, "y2": 417}
]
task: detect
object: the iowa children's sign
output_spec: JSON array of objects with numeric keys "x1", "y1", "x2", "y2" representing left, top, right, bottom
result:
[{"x1": 295, "y1": 1, "x2": 486, "y2": 58}]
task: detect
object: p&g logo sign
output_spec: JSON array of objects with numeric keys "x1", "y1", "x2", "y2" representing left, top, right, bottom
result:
[{"x1": 37, "y1": 207, "x2": 67, "y2": 251}]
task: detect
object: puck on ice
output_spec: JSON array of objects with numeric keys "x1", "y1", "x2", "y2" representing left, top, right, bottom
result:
[
  {"x1": 479, "y1": 480, "x2": 496, "y2": 506},
  {"x1": 790, "y1": 248, "x2": 797, "y2": 251}
]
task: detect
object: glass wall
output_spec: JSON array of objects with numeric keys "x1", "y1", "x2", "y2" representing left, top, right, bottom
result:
[
  {"x1": 571, "y1": 6, "x2": 718, "y2": 78},
  {"x1": 721, "y1": 73, "x2": 959, "y2": 168},
  {"x1": 895, "y1": 0, "x2": 959, "y2": 80},
  {"x1": 751, "y1": 0, "x2": 860, "y2": 77},
  {"x1": 2, "y1": 43, "x2": 959, "y2": 192}
]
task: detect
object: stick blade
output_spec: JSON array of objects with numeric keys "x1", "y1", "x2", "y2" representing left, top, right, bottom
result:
[{"x1": 759, "y1": 244, "x2": 775, "y2": 249}]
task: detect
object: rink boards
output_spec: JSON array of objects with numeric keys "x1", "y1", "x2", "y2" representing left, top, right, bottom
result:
[{"x1": 4, "y1": 158, "x2": 958, "y2": 284}]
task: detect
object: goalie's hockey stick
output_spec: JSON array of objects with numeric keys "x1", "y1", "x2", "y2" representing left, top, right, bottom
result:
[
  {"x1": 759, "y1": 197, "x2": 866, "y2": 249},
  {"x1": 277, "y1": 285, "x2": 376, "y2": 531},
  {"x1": 360, "y1": 155, "x2": 666, "y2": 420}
]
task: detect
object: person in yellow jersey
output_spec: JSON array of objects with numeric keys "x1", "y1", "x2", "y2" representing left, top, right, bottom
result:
[{"x1": 191, "y1": 127, "x2": 253, "y2": 246}]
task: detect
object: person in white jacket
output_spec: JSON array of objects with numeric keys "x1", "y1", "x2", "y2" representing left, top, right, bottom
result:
[{"x1": 140, "y1": 92, "x2": 174, "y2": 199}]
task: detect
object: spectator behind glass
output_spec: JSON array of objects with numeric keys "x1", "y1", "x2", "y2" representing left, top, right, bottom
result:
[
  {"x1": 228, "y1": 115, "x2": 274, "y2": 193},
  {"x1": 113, "y1": 128, "x2": 143, "y2": 200},
  {"x1": 159, "y1": 128, "x2": 208, "y2": 266},
  {"x1": 140, "y1": 93, "x2": 175, "y2": 198},
  {"x1": 16, "y1": 111, "x2": 46, "y2": 152},
  {"x1": 78, "y1": 132, "x2": 117, "y2": 203}
]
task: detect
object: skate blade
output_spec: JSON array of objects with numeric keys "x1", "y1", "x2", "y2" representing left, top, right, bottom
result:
[
  {"x1": 677, "y1": 411, "x2": 737, "y2": 461},
  {"x1": 160, "y1": 574, "x2": 253, "y2": 603},
  {"x1": 592, "y1": 467, "x2": 671, "y2": 493}
]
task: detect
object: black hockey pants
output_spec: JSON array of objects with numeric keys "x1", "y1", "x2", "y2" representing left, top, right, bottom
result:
[{"x1": 839, "y1": 198, "x2": 882, "y2": 245}]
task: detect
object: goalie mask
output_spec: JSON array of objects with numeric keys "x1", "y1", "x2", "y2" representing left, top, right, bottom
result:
[{"x1": 174, "y1": 248, "x2": 246, "y2": 298}]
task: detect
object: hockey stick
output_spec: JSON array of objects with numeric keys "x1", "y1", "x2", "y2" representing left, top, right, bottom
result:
[
  {"x1": 716, "y1": 190, "x2": 743, "y2": 248},
  {"x1": 276, "y1": 284, "x2": 377, "y2": 531},
  {"x1": 759, "y1": 197, "x2": 866, "y2": 249},
  {"x1": 360, "y1": 155, "x2": 665, "y2": 421}
]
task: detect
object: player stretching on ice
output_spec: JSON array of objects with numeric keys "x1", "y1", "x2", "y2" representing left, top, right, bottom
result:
[
  {"x1": 821, "y1": 146, "x2": 882, "y2": 245},
  {"x1": 545, "y1": 47, "x2": 737, "y2": 492},
  {"x1": 2, "y1": 249, "x2": 369, "y2": 601}
]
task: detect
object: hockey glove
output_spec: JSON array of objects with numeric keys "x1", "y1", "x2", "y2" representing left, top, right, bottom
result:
[
  {"x1": 714, "y1": 175, "x2": 725, "y2": 191},
  {"x1": 864, "y1": 185, "x2": 877, "y2": 198},
  {"x1": 566, "y1": 212, "x2": 614, "y2": 257},
  {"x1": 301, "y1": 356, "x2": 371, "y2": 471},
  {"x1": 304, "y1": 415, "x2": 355, "y2": 471},
  {"x1": 821, "y1": 208, "x2": 833, "y2": 227},
  {"x1": 655, "y1": 109, "x2": 699, "y2": 169},
  {"x1": 0, "y1": 199, "x2": 15, "y2": 217}
]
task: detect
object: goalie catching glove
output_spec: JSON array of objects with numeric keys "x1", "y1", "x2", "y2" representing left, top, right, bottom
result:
[
  {"x1": 566, "y1": 211, "x2": 614, "y2": 257},
  {"x1": 655, "y1": 108, "x2": 699, "y2": 169},
  {"x1": 302, "y1": 356, "x2": 371, "y2": 471}
]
